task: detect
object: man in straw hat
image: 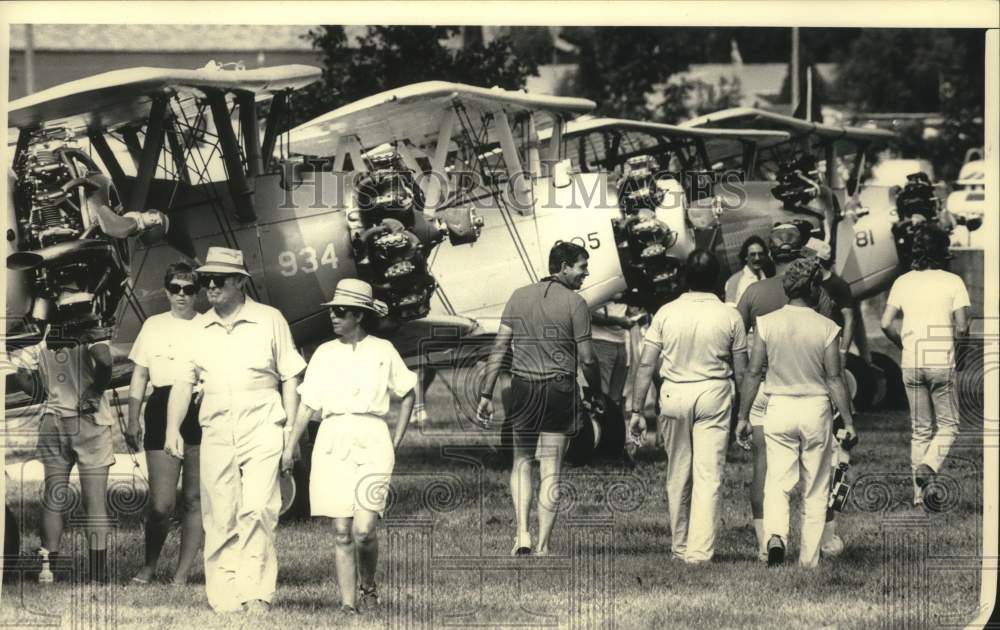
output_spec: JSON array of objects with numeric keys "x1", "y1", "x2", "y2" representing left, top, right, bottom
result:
[
  {"x1": 282, "y1": 278, "x2": 416, "y2": 614},
  {"x1": 166, "y1": 247, "x2": 305, "y2": 613}
]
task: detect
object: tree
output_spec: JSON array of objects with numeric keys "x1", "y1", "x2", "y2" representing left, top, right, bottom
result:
[
  {"x1": 294, "y1": 26, "x2": 542, "y2": 125},
  {"x1": 560, "y1": 27, "x2": 703, "y2": 120},
  {"x1": 834, "y1": 29, "x2": 986, "y2": 181}
]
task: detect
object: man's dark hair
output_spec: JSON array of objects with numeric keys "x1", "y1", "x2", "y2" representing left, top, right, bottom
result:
[
  {"x1": 548, "y1": 241, "x2": 589, "y2": 274},
  {"x1": 911, "y1": 223, "x2": 951, "y2": 270},
  {"x1": 685, "y1": 249, "x2": 720, "y2": 293},
  {"x1": 738, "y1": 235, "x2": 769, "y2": 267},
  {"x1": 164, "y1": 261, "x2": 197, "y2": 287}
]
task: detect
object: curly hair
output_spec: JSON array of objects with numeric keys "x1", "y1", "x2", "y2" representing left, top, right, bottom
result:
[
  {"x1": 910, "y1": 223, "x2": 952, "y2": 270},
  {"x1": 782, "y1": 257, "x2": 823, "y2": 301}
]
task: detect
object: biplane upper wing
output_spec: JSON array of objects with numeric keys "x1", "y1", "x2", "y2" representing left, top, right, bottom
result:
[
  {"x1": 287, "y1": 81, "x2": 595, "y2": 158},
  {"x1": 8, "y1": 65, "x2": 322, "y2": 133},
  {"x1": 680, "y1": 107, "x2": 896, "y2": 143},
  {"x1": 557, "y1": 117, "x2": 792, "y2": 143}
]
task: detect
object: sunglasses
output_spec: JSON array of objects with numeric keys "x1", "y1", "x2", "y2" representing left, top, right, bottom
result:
[
  {"x1": 329, "y1": 306, "x2": 359, "y2": 319},
  {"x1": 198, "y1": 274, "x2": 236, "y2": 289},
  {"x1": 166, "y1": 283, "x2": 198, "y2": 296}
]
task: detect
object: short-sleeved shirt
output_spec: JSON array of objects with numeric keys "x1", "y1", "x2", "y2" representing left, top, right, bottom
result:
[
  {"x1": 821, "y1": 272, "x2": 853, "y2": 327},
  {"x1": 10, "y1": 341, "x2": 113, "y2": 424},
  {"x1": 129, "y1": 311, "x2": 204, "y2": 387},
  {"x1": 757, "y1": 305, "x2": 840, "y2": 396},
  {"x1": 591, "y1": 302, "x2": 629, "y2": 344},
  {"x1": 643, "y1": 292, "x2": 747, "y2": 383},
  {"x1": 501, "y1": 278, "x2": 591, "y2": 380},
  {"x1": 176, "y1": 297, "x2": 306, "y2": 427},
  {"x1": 886, "y1": 269, "x2": 971, "y2": 369},
  {"x1": 298, "y1": 335, "x2": 417, "y2": 418},
  {"x1": 737, "y1": 273, "x2": 835, "y2": 332}
]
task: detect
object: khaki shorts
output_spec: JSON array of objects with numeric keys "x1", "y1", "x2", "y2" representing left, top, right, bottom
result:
[{"x1": 37, "y1": 413, "x2": 115, "y2": 470}]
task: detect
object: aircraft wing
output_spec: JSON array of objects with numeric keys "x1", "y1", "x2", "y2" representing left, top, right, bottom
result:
[
  {"x1": 288, "y1": 81, "x2": 596, "y2": 157},
  {"x1": 556, "y1": 116, "x2": 792, "y2": 143},
  {"x1": 681, "y1": 107, "x2": 896, "y2": 143},
  {"x1": 8, "y1": 64, "x2": 322, "y2": 134}
]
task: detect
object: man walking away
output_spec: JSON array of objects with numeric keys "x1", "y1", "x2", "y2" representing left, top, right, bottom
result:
[
  {"x1": 630, "y1": 250, "x2": 748, "y2": 563},
  {"x1": 880, "y1": 224, "x2": 969, "y2": 509}
]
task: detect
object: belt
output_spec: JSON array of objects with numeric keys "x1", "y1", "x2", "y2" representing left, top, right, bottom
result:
[{"x1": 201, "y1": 380, "x2": 279, "y2": 396}]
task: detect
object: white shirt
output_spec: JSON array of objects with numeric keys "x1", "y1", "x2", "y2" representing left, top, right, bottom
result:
[
  {"x1": 725, "y1": 265, "x2": 764, "y2": 306},
  {"x1": 129, "y1": 311, "x2": 204, "y2": 387},
  {"x1": 176, "y1": 298, "x2": 306, "y2": 427},
  {"x1": 757, "y1": 305, "x2": 840, "y2": 396},
  {"x1": 887, "y1": 269, "x2": 971, "y2": 369},
  {"x1": 298, "y1": 335, "x2": 417, "y2": 418},
  {"x1": 644, "y1": 292, "x2": 747, "y2": 383}
]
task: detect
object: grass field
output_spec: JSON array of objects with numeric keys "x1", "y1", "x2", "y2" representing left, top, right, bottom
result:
[{"x1": 2, "y1": 357, "x2": 988, "y2": 630}]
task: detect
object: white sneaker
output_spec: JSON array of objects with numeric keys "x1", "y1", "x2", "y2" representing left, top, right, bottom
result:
[{"x1": 820, "y1": 534, "x2": 845, "y2": 558}]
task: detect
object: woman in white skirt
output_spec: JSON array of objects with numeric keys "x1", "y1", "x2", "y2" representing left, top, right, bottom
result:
[
  {"x1": 281, "y1": 279, "x2": 416, "y2": 614},
  {"x1": 736, "y1": 257, "x2": 857, "y2": 568}
]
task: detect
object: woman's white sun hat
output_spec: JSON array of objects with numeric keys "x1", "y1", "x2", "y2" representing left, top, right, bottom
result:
[
  {"x1": 321, "y1": 278, "x2": 389, "y2": 317},
  {"x1": 195, "y1": 247, "x2": 252, "y2": 277}
]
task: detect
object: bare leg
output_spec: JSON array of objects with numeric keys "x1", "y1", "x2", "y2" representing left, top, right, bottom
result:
[
  {"x1": 352, "y1": 510, "x2": 379, "y2": 591},
  {"x1": 510, "y1": 444, "x2": 534, "y2": 548},
  {"x1": 40, "y1": 462, "x2": 73, "y2": 552},
  {"x1": 79, "y1": 467, "x2": 110, "y2": 549},
  {"x1": 536, "y1": 432, "x2": 570, "y2": 555},
  {"x1": 333, "y1": 517, "x2": 357, "y2": 608},
  {"x1": 173, "y1": 445, "x2": 203, "y2": 584},
  {"x1": 135, "y1": 450, "x2": 181, "y2": 582}
]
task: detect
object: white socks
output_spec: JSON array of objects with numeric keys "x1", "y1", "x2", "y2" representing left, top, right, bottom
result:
[{"x1": 753, "y1": 518, "x2": 766, "y2": 560}]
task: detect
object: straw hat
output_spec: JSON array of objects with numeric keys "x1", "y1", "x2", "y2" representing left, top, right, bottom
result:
[
  {"x1": 321, "y1": 278, "x2": 389, "y2": 317},
  {"x1": 196, "y1": 247, "x2": 251, "y2": 277}
]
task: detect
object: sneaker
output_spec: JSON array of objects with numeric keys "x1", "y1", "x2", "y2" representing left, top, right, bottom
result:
[
  {"x1": 340, "y1": 604, "x2": 360, "y2": 615},
  {"x1": 359, "y1": 584, "x2": 380, "y2": 611},
  {"x1": 36, "y1": 548, "x2": 55, "y2": 584},
  {"x1": 767, "y1": 535, "x2": 785, "y2": 567},
  {"x1": 914, "y1": 464, "x2": 936, "y2": 489},
  {"x1": 820, "y1": 534, "x2": 845, "y2": 558},
  {"x1": 511, "y1": 532, "x2": 532, "y2": 556}
]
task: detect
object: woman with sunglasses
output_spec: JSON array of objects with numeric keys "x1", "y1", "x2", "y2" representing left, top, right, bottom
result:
[
  {"x1": 126, "y1": 262, "x2": 204, "y2": 584},
  {"x1": 281, "y1": 279, "x2": 416, "y2": 614}
]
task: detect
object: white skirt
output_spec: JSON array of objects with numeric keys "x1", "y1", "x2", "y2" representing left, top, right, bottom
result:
[{"x1": 310, "y1": 413, "x2": 395, "y2": 518}]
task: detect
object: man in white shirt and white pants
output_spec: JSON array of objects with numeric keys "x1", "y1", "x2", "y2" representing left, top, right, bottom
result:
[
  {"x1": 881, "y1": 225, "x2": 970, "y2": 508},
  {"x1": 629, "y1": 250, "x2": 747, "y2": 563}
]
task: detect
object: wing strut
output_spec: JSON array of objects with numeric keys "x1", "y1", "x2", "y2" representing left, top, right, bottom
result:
[
  {"x1": 127, "y1": 95, "x2": 168, "y2": 214},
  {"x1": 260, "y1": 91, "x2": 289, "y2": 172},
  {"x1": 87, "y1": 130, "x2": 129, "y2": 194},
  {"x1": 207, "y1": 89, "x2": 256, "y2": 223},
  {"x1": 238, "y1": 92, "x2": 263, "y2": 177}
]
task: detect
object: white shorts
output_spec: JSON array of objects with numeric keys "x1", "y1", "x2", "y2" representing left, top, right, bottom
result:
[{"x1": 310, "y1": 414, "x2": 395, "y2": 518}]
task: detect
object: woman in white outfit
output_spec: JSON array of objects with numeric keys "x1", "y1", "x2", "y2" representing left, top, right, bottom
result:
[
  {"x1": 281, "y1": 279, "x2": 416, "y2": 614},
  {"x1": 736, "y1": 257, "x2": 857, "y2": 567}
]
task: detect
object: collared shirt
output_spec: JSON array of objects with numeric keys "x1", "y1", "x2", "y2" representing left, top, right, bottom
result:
[
  {"x1": 887, "y1": 269, "x2": 971, "y2": 368},
  {"x1": 298, "y1": 335, "x2": 417, "y2": 418},
  {"x1": 643, "y1": 292, "x2": 747, "y2": 383},
  {"x1": 757, "y1": 304, "x2": 840, "y2": 396},
  {"x1": 501, "y1": 278, "x2": 592, "y2": 380},
  {"x1": 725, "y1": 265, "x2": 764, "y2": 306},
  {"x1": 129, "y1": 311, "x2": 205, "y2": 387},
  {"x1": 176, "y1": 297, "x2": 306, "y2": 426},
  {"x1": 10, "y1": 341, "x2": 113, "y2": 424}
]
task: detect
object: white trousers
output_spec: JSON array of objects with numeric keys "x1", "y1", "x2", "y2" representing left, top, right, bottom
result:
[
  {"x1": 200, "y1": 415, "x2": 283, "y2": 611},
  {"x1": 763, "y1": 394, "x2": 832, "y2": 568},
  {"x1": 660, "y1": 379, "x2": 733, "y2": 562}
]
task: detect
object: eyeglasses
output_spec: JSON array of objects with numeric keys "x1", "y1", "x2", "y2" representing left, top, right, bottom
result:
[
  {"x1": 166, "y1": 283, "x2": 198, "y2": 296},
  {"x1": 198, "y1": 274, "x2": 235, "y2": 289},
  {"x1": 329, "y1": 306, "x2": 357, "y2": 319}
]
